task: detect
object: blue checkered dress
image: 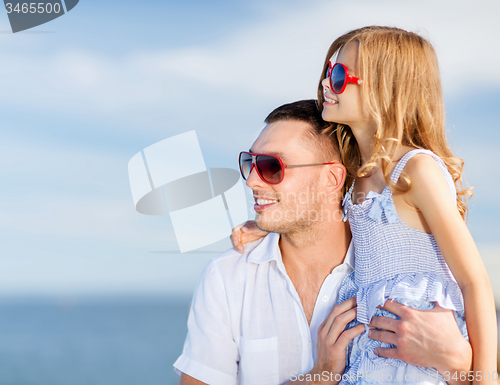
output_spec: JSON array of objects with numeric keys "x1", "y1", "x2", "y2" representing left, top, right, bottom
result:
[{"x1": 338, "y1": 149, "x2": 468, "y2": 384}]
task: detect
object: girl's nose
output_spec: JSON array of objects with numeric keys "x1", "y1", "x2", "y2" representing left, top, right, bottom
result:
[{"x1": 322, "y1": 78, "x2": 330, "y2": 89}]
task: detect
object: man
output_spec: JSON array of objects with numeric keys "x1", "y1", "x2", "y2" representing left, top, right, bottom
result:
[{"x1": 174, "y1": 100, "x2": 472, "y2": 385}]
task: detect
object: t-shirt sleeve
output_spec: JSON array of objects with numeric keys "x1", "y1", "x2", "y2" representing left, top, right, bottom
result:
[{"x1": 173, "y1": 260, "x2": 238, "y2": 385}]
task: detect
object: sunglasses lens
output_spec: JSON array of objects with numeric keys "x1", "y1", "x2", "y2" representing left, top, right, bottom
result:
[
  {"x1": 256, "y1": 155, "x2": 283, "y2": 184},
  {"x1": 331, "y1": 64, "x2": 346, "y2": 94},
  {"x1": 239, "y1": 152, "x2": 253, "y2": 180}
]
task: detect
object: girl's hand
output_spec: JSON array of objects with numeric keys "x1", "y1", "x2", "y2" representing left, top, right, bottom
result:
[
  {"x1": 312, "y1": 297, "x2": 365, "y2": 384},
  {"x1": 230, "y1": 221, "x2": 269, "y2": 253}
]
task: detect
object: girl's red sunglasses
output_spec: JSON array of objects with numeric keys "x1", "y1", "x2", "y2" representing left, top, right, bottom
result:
[
  {"x1": 326, "y1": 62, "x2": 362, "y2": 94},
  {"x1": 239, "y1": 151, "x2": 337, "y2": 185}
]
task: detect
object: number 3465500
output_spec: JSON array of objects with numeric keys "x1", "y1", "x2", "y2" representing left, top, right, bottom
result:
[{"x1": 5, "y1": 3, "x2": 62, "y2": 14}]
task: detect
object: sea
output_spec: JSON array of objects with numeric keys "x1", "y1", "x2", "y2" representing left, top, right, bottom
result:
[
  {"x1": 0, "y1": 295, "x2": 498, "y2": 385},
  {"x1": 0, "y1": 295, "x2": 191, "y2": 385}
]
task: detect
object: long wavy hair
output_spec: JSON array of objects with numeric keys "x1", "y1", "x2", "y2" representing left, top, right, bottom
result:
[{"x1": 317, "y1": 26, "x2": 471, "y2": 219}]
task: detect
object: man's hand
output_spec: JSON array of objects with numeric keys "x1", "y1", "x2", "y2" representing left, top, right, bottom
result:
[
  {"x1": 179, "y1": 373, "x2": 207, "y2": 385},
  {"x1": 368, "y1": 300, "x2": 472, "y2": 380},
  {"x1": 310, "y1": 297, "x2": 365, "y2": 384}
]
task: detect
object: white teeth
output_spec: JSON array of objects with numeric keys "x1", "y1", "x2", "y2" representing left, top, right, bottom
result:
[
  {"x1": 256, "y1": 199, "x2": 277, "y2": 205},
  {"x1": 325, "y1": 97, "x2": 337, "y2": 104}
]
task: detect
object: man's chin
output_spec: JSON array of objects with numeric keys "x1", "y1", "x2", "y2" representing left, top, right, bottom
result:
[
  {"x1": 255, "y1": 215, "x2": 291, "y2": 234},
  {"x1": 255, "y1": 215, "x2": 277, "y2": 233}
]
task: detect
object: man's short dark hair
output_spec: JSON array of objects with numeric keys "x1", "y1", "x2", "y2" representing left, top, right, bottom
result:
[{"x1": 264, "y1": 99, "x2": 340, "y2": 161}]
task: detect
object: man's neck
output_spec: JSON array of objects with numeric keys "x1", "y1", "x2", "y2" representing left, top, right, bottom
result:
[{"x1": 279, "y1": 219, "x2": 351, "y2": 280}]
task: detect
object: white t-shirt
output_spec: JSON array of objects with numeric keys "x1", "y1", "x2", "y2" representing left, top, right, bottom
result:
[{"x1": 173, "y1": 233, "x2": 355, "y2": 385}]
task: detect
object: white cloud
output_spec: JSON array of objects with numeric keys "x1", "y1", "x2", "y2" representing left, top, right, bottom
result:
[
  {"x1": 1, "y1": 0, "x2": 499, "y2": 295},
  {"x1": 1, "y1": 0, "x2": 498, "y2": 120},
  {"x1": 0, "y1": 135, "x2": 173, "y2": 245},
  {"x1": 0, "y1": 137, "x2": 222, "y2": 295},
  {"x1": 136, "y1": 0, "x2": 500, "y2": 100},
  {"x1": 0, "y1": 133, "x2": 239, "y2": 253}
]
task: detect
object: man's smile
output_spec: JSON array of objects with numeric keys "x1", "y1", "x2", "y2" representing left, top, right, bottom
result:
[{"x1": 253, "y1": 195, "x2": 279, "y2": 211}]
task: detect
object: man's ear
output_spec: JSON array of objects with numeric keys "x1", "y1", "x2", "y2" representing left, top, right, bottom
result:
[{"x1": 325, "y1": 163, "x2": 346, "y2": 194}]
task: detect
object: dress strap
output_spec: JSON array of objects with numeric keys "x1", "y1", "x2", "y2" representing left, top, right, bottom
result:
[
  {"x1": 342, "y1": 179, "x2": 356, "y2": 222},
  {"x1": 390, "y1": 149, "x2": 456, "y2": 200},
  {"x1": 347, "y1": 178, "x2": 356, "y2": 196}
]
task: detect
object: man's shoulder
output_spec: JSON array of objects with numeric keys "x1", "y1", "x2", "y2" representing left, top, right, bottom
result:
[
  {"x1": 211, "y1": 235, "x2": 269, "y2": 267},
  {"x1": 204, "y1": 233, "x2": 277, "y2": 280}
]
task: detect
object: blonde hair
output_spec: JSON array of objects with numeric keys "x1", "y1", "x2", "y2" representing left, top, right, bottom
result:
[{"x1": 317, "y1": 26, "x2": 471, "y2": 219}]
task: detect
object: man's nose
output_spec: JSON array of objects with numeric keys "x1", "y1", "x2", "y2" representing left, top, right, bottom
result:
[{"x1": 246, "y1": 164, "x2": 266, "y2": 189}]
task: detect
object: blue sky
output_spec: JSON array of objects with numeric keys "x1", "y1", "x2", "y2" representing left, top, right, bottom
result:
[{"x1": 0, "y1": 0, "x2": 499, "y2": 297}]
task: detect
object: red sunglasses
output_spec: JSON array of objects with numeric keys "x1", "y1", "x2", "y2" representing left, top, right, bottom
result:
[
  {"x1": 326, "y1": 62, "x2": 362, "y2": 94},
  {"x1": 239, "y1": 151, "x2": 337, "y2": 185}
]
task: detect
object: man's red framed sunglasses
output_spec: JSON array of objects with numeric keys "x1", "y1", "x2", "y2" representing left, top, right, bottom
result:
[
  {"x1": 239, "y1": 151, "x2": 337, "y2": 185},
  {"x1": 326, "y1": 62, "x2": 362, "y2": 94}
]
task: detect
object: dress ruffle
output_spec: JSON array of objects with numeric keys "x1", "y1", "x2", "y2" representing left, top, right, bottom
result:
[
  {"x1": 338, "y1": 272, "x2": 468, "y2": 385},
  {"x1": 354, "y1": 272, "x2": 465, "y2": 324}
]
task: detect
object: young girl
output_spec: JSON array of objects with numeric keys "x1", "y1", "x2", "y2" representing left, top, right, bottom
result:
[{"x1": 233, "y1": 26, "x2": 497, "y2": 383}]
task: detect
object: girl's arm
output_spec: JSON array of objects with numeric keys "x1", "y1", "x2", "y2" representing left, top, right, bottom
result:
[
  {"x1": 405, "y1": 154, "x2": 497, "y2": 382},
  {"x1": 230, "y1": 220, "x2": 268, "y2": 253}
]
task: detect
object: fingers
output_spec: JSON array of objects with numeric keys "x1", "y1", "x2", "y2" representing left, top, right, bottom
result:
[
  {"x1": 240, "y1": 220, "x2": 257, "y2": 233},
  {"x1": 378, "y1": 299, "x2": 404, "y2": 317},
  {"x1": 232, "y1": 221, "x2": 268, "y2": 253},
  {"x1": 368, "y1": 315, "x2": 398, "y2": 333},
  {"x1": 428, "y1": 301, "x2": 451, "y2": 313},
  {"x1": 231, "y1": 236, "x2": 243, "y2": 254},
  {"x1": 319, "y1": 297, "x2": 356, "y2": 336},
  {"x1": 241, "y1": 221, "x2": 269, "y2": 245},
  {"x1": 231, "y1": 223, "x2": 245, "y2": 253},
  {"x1": 318, "y1": 297, "x2": 358, "y2": 349},
  {"x1": 326, "y1": 307, "x2": 358, "y2": 345},
  {"x1": 368, "y1": 328, "x2": 397, "y2": 345},
  {"x1": 336, "y1": 324, "x2": 365, "y2": 348},
  {"x1": 235, "y1": 220, "x2": 256, "y2": 231},
  {"x1": 374, "y1": 347, "x2": 398, "y2": 359}
]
